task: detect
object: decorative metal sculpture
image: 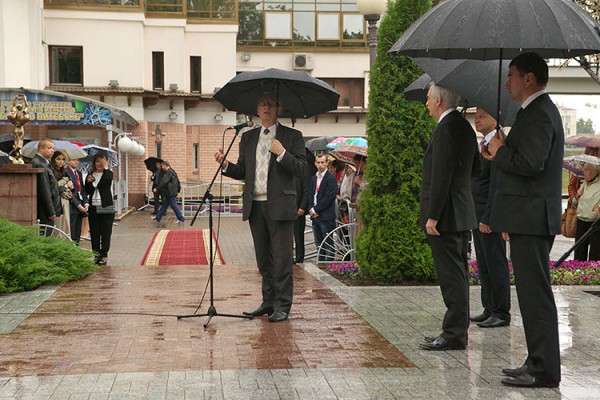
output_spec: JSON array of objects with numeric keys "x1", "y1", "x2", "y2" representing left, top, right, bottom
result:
[{"x1": 6, "y1": 94, "x2": 30, "y2": 164}]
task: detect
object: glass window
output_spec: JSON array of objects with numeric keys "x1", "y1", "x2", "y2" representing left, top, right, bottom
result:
[
  {"x1": 293, "y1": 12, "x2": 315, "y2": 42},
  {"x1": 152, "y1": 52, "x2": 164, "y2": 90},
  {"x1": 49, "y1": 46, "x2": 83, "y2": 85},
  {"x1": 193, "y1": 143, "x2": 199, "y2": 170},
  {"x1": 317, "y1": 13, "x2": 339, "y2": 40},
  {"x1": 190, "y1": 56, "x2": 202, "y2": 93},
  {"x1": 342, "y1": 14, "x2": 363, "y2": 40},
  {"x1": 265, "y1": 12, "x2": 291, "y2": 39},
  {"x1": 156, "y1": 142, "x2": 162, "y2": 159}
]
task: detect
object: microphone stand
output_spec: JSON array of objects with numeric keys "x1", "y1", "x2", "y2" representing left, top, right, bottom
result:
[
  {"x1": 555, "y1": 218, "x2": 600, "y2": 267},
  {"x1": 177, "y1": 126, "x2": 252, "y2": 328}
]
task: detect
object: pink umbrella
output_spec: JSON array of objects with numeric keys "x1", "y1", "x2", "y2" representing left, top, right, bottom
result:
[
  {"x1": 326, "y1": 137, "x2": 350, "y2": 149},
  {"x1": 565, "y1": 135, "x2": 600, "y2": 148}
]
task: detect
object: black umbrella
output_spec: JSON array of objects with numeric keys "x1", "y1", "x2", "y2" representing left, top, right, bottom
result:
[
  {"x1": 0, "y1": 133, "x2": 31, "y2": 154},
  {"x1": 411, "y1": 58, "x2": 521, "y2": 126},
  {"x1": 213, "y1": 68, "x2": 340, "y2": 119},
  {"x1": 305, "y1": 136, "x2": 338, "y2": 152},
  {"x1": 144, "y1": 156, "x2": 164, "y2": 173},
  {"x1": 404, "y1": 72, "x2": 471, "y2": 110},
  {"x1": 390, "y1": 0, "x2": 600, "y2": 127}
]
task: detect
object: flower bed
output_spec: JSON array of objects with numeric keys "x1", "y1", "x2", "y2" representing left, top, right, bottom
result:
[
  {"x1": 468, "y1": 260, "x2": 600, "y2": 285},
  {"x1": 325, "y1": 260, "x2": 600, "y2": 286}
]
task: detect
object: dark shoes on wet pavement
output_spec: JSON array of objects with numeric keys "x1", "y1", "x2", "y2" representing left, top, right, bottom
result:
[
  {"x1": 501, "y1": 373, "x2": 559, "y2": 388},
  {"x1": 419, "y1": 337, "x2": 466, "y2": 351},
  {"x1": 243, "y1": 305, "x2": 273, "y2": 317},
  {"x1": 268, "y1": 311, "x2": 288, "y2": 322},
  {"x1": 477, "y1": 316, "x2": 510, "y2": 328}
]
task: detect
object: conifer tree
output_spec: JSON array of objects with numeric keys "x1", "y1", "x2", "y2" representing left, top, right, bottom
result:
[{"x1": 355, "y1": 0, "x2": 437, "y2": 282}]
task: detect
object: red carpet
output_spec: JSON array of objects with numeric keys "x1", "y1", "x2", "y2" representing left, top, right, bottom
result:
[{"x1": 141, "y1": 229, "x2": 225, "y2": 266}]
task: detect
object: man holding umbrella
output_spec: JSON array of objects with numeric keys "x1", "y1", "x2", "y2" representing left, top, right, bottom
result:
[
  {"x1": 486, "y1": 52, "x2": 562, "y2": 388},
  {"x1": 214, "y1": 92, "x2": 306, "y2": 322}
]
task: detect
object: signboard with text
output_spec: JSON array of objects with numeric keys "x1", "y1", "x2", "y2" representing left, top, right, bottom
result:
[{"x1": 0, "y1": 91, "x2": 112, "y2": 126}]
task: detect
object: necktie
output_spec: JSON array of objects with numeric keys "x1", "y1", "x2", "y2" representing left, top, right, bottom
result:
[{"x1": 254, "y1": 128, "x2": 270, "y2": 196}]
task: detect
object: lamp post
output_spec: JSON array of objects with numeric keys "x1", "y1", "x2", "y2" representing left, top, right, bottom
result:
[{"x1": 357, "y1": 0, "x2": 387, "y2": 67}]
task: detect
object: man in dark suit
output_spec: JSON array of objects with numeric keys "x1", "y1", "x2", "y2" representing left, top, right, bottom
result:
[
  {"x1": 419, "y1": 84, "x2": 478, "y2": 351},
  {"x1": 470, "y1": 108, "x2": 511, "y2": 328},
  {"x1": 151, "y1": 160, "x2": 163, "y2": 215},
  {"x1": 293, "y1": 149, "x2": 315, "y2": 264},
  {"x1": 485, "y1": 52, "x2": 562, "y2": 388},
  {"x1": 214, "y1": 92, "x2": 306, "y2": 322},
  {"x1": 31, "y1": 138, "x2": 61, "y2": 234},
  {"x1": 65, "y1": 158, "x2": 89, "y2": 244},
  {"x1": 309, "y1": 153, "x2": 338, "y2": 261}
]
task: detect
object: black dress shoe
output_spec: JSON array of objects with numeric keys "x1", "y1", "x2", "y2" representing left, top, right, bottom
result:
[
  {"x1": 501, "y1": 373, "x2": 559, "y2": 388},
  {"x1": 502, "y1": 365, "x2": 528, "y2": 377},
  {"x1": 419, "y1": 337, "x2": 466, "y2": 351},
  {"x1": 243, "y1": 305, "x2": 273, "y2": 317},
  {"x1": 268, "y1": 311, "x2": 288, "y2": 322},
  {"x1": 477, "y1": 316, "x2": 510, "y2": 328},
  {"x1": 469, "y1": 312, "x2": 490, "y2": 322}
]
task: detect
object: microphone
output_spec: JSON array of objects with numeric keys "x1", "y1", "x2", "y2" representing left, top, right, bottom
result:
[{"x1": 228, "y1": 121, "x2": 254, "y2": 130}]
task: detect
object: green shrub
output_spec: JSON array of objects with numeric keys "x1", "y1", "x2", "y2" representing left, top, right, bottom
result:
[
  {"x1": 356, "y1": 0, "x2": 437, "y2": 283},
  {"x1": 0, "y1": 218, "x2": 99, "y2": 293}
]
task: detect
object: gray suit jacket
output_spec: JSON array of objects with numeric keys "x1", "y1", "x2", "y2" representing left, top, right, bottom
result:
[
  {"x1": 420, "y1": 110, "x2": 478, "y2": 232},
  {"x1": 490, "y1": 93, "x2": 564, "y2": 235},
  {"x1": 224, "y1": 123, "x2": 307, "y2": 221}
]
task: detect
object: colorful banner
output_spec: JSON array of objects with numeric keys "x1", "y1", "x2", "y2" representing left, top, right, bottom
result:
[{"x1": 0, "y1": 91, "x2": 112, "y2": 126}]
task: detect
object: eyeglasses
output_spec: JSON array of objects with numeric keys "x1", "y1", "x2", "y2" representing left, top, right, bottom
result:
[{"x1": 258, "y1": 101, "x2": 278, "y2": 107}]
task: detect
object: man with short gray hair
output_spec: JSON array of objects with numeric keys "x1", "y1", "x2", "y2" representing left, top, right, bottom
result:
[{"x1": 418, "y1": 84, "x2": 478, "y2": 351}]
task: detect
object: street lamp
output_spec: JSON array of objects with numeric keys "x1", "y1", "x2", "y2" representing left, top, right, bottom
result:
[{"x1": 357, "y1": 0, "x2": 387, "y2": 67}]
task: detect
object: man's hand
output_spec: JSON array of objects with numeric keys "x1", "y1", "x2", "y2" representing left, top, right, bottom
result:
[
  {"x1": 270, "y1": 139, "x2": 285, "y2": 156},
  {"x1": 425, "y1": 218, "x2": 440, "y2": 236},
  {"x1": 502, "y1": 232, "x2": 510, "y2": 241},
  {"x1": 297, "y1": 208, "x2": 305, "y2": 217},
  {"x1": 479, "y1": 222, "x2": 492, "y2": 234},
  {"x1": 49, "y1": 215, "x2": 56, "y2": 222},
  {"x1": 214, "y1": 148, "x2": 228, "y2": 169},
  {"x1": 482, "y1": 130, "x2": 506, "y2": 160}
]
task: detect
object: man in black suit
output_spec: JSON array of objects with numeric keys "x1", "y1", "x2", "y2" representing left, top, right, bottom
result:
[
  {"x1": 214, "y1": 92, "x2": 306, "y2": 322},
  {"x1": 485, "y1": 52, "x2": 562, "y2": 388},
  {"x1": 65, "y1": 158, "x2": 89, "y2": 244},
  {"x1": 308, "y1": 153, "x2": 338, "y2": 261},
  {"x1": 470, "y1": 108, "x2": 511, "y2": 328},
  {"x1": 419, "y1": 84, "x2": 478, "y2": 351},
  {"x1": 31, "y1": 138, "x2": 61, "y2": 234}
]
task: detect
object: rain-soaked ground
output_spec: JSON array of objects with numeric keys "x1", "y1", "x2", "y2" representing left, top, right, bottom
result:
[{"x1": 0, "y1": 210, "x2": 599, "y2": 399}]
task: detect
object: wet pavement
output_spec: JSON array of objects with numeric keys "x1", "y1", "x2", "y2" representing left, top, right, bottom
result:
[{"x1": 0, "y1": 209, "x2": 599, "y2": 399}]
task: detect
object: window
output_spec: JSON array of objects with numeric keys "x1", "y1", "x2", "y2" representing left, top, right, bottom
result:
[
  {"x1": 193, "y1": 143, "x2": 199, "y2": 170},
  {"x1": 238, "y1": 0, "x2": 365, "y2": 49},
  {"x1": 156, "y1": 142, "x2": 162, "y2": 159},
  {"x1": 152, "y1": 52, "x2": 164, "y2": 90},
  {"x1": 190, "y1": 56, "x2": 202, "y2": 93},
  {"x1": 321, "y1": 78, "x2": 364, "y2": 108},
  {"x1": 49, "y1": 46, "x2": 83, "y2": 85}
]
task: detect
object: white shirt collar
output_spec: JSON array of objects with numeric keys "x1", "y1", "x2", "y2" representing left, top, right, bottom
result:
[
  {"x1": 438, "y1": 108, "x2": 456, "y2": 123},
  {"x1": 521, "y1": 89, "x2": 546, "y2": 109},
  {"x1": 262, "y1": 124, "x2": 276, "y2": 135}
]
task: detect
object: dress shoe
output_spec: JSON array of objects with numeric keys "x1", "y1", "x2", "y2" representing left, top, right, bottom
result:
[
  {"x1": 502, "y1": 365, "x2": 528, "y2": 377},
  {"x1": 477, "y1": 316, "x2": 510, "y2": 328},
  {"x1": 469, "y1": 312, "x2": 490, "y2": 322},
  {"x1": 419, "y1": 337, "x2": 466, "y2": 351},
  {"x1": 501, "y1": 373, "x2": 559, "y2": 388},
  {"x1": 268, "y1": 311, "x2": 288, "y2": 322},
  {"x1": 242, "y1": 305, "x2": 273, "y2": 317}
]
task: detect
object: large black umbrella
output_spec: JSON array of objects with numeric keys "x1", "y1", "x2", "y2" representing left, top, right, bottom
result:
[
  {"x1": 213, "y1": 68, "x2": 340, "y2": 119},
  {"x1": 404, "y1": 72, "x2": 470, "y2": 109},
  {"x1": 411, "y1": 58, "x2": 521, "y2": 126},
  {"x1": 390, "y1": 0, "x2": 600, "y2": 127},
  {"x1": 305, "y1": 136, "x2": 337, "y2": 152},
  {"x1": 144, "y1": 156, "x2": 164, "y2": 173}
]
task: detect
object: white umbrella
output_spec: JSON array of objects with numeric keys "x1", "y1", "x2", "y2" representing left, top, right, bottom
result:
[{"x1": 21, "y1": 140, "x2": 87, "y2": 160}]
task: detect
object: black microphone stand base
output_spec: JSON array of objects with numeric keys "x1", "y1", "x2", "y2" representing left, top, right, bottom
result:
[{"x1": 177, "y1": 306, "x2": 252, "y2": 330}]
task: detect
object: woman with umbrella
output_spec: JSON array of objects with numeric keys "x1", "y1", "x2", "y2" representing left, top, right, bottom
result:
[
  {"x1": 50, "y1": 151, "x2": 74, "y2": 236},
  {"x1": 85, "y1": 154, "x2": 115, "y2": 266}
]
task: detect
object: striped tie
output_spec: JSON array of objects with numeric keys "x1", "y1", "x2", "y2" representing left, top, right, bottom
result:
[{"x1": 254, "y1": 128, "x2": 270, "y2": 196}]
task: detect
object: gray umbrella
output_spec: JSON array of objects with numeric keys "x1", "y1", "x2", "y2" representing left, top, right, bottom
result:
[
  {"x1": 411, "y1": 58, "x2": 520, "y2": 126},
  {"x1": 305, "y1": 136, "x2": 338, "y2": 152},
  {"x1": 213, "y1": 68, "x2": 340, "y2": 119},
  {"x1": 390, "y1": 0, "x2": 600, "y2": 127},
  {"x1": 404, "y1": 72, "x2": 470, "y2": 110}
]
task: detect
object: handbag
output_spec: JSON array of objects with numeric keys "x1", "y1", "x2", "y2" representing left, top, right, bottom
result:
[
  {"x1": 561, "y1": 199, "x2": 577, "y2": 238},
  {"x1": 95, "y1": 204, "x2": 115, "y2": 214}
]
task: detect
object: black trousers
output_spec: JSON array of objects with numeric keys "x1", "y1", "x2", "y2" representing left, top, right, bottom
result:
[
  {"x1": 69, "y1": 205, "x2": 85, "y2": 243},
  {"x1": 574, "y1": 219, "x2": 600, "y2": 261},
  {"x1": 248, "y1": 201, "x2": 294, "y2": 314},
  {"x1": 472, "y1": 228, "x2": 511, "y2": 320},
  {"x1": 510, "y1": 234, "x2": 561, "y2": 382},
  {"x1": 293, "y1": 214, "x2": 305, "y2": 263},
  {"x1": 89, "y1": 206, "x2": 115, "y2": 258},
  {"x1": 427, "y1": 231, "x2": 470, "y2": 345},
  {"x1": 153, "y1": 191, "x2": 161, "y2": 214}
]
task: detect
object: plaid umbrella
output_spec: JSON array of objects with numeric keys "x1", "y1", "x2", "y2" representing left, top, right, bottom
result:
[
  {"x1": 78, "y1": 145, "x2": 119, "y2": 173},
  {"x1": 21, "y1": 140, "x2": 88, "y2": 160},
  {"x1": 563, "y1": 154, "x2": 600, "y2": 177}
]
